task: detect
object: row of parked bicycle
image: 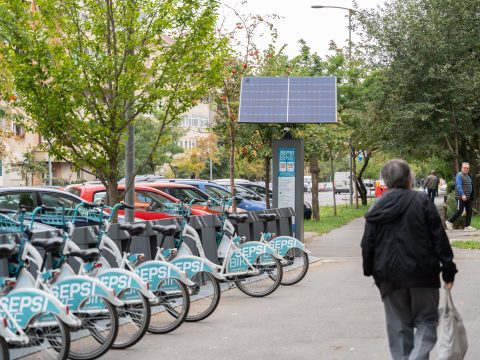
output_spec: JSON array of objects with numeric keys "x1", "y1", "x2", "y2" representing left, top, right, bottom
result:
[{"x1": 0, "y1": 198, "x2": 309, "y2": 360}]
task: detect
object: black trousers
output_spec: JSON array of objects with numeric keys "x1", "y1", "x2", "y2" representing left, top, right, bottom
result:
[
  {"x1": 427, "y1": 188, "x2": 437, "y2": 202},
  {"x1": 448, "y1": 198, "x2": 473, "y2": 227}
]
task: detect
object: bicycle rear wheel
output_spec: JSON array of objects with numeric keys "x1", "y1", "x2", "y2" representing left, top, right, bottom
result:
[
  {"x1": 112, "y1": 288, "x2": 150, "y2": 349},
  {"x1": 148, "y1": 278, "x2": 190, "y2": 334},
  {"x1": 280, "y1": 248, "x2": 309, "y2": 285},
  {"x1": 11, "y1": 313, "x2": 70, "y2": 360},
  {"x1": 68, "y1": 296, "x2": 119, "y2": 360},
  {"x1": 186, "y1": 272, "x2": 221, "y2": 322},
  {"x1": 235, "y1": 253, "x2": 283, "y2": 297}
]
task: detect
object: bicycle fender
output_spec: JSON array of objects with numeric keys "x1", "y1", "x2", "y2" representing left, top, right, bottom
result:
[
  {"x1": 0, "y1": 288, "x2": 78, "y2": 330},
  {"x1": 267, "y1": 236, "x2": 311, "y2": 257},
  {"x1": 135, "y1": 260, "x2": 195, "y2": 289},
  {"x1": 171, "y1": 256, "x2": 224, "y2": 280},
  {"x1": 96, "y1": 268, "x2": 155, "y2": 300},
  {"x1": 52, "y1": 275, "x2": 123, "y2": 310}
]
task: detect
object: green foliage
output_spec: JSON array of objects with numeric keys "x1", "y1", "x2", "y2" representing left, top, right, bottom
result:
[
  {"x1": 8, "y1": 150, "x2": 46, "y2": 186},
  {"x1": 451, "y1": 241, "x2": 480, "y2": 250},
  {"x1": 0, "y1": 0, "x2": 227, "y2": 203},
  {"x1": 359, "y1": 0, "x2": 480, "y2": 179}
]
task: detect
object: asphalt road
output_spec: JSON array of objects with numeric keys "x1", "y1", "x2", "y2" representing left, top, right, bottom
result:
[{"x1": 101, "y1": 217, "x2": 480, "y2": 360}]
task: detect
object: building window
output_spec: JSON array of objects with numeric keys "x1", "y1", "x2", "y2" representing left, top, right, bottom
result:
[
  {"x1": 181, "y1": 114, "x2": 210, "y2": 129},
  {"x1": 12, "y1": 123, "x2": 25, "y2": 139}
]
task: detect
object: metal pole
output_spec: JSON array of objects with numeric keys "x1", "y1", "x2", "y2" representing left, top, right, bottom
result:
[
  {"x1": 47, "y1": 153, "x2": 52, "y2": 186},
  {"x1": 349, "y1": 152, "x2": 353, "y2": 205},
  {"x1": 125, "y1": 123, "x2": 135, "y2": 222}
]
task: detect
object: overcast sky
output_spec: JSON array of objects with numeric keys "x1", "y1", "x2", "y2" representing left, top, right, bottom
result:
[{"x1": 220, "y1": 0, "x2": 386, "y2": 58}]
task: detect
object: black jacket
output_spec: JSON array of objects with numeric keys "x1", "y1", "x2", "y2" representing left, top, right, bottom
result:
[{"x1": 361, "y1": 188, "x2": 457, "y2": 297}]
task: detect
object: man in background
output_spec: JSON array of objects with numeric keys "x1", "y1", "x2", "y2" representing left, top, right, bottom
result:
[
  {"x1": 424, "y1": 170, "x2": 439, "y2": 202},
  {"x1": 446, "y1": 162, "x2": 476, "y2": 231}
]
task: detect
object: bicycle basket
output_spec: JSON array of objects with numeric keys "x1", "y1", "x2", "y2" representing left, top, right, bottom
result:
[{"x1": 0, "y1": 213, "x2": 23, "y2": 234}]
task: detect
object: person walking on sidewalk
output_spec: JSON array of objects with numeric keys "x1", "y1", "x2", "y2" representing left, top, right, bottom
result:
[
  {"x1": 361, "y1": 159, "x2": 457, "y2": 360},
  {"x1": 424, "y1": 170, "x2": 439, "y2": 202},
  {"x1": 445, "y1": 162, "x2": 476, "y2": 231}
]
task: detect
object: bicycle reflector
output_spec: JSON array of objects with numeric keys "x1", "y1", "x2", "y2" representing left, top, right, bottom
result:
[
  {"x1": 94, "y1": 263, "x2": 103, "y2": 269},
  {"x1": 5, "y1": 280, "x2": 16, "y2": 287},
  {"x1": 2, "y1": 317, "x2": 7, "y2": 328}
]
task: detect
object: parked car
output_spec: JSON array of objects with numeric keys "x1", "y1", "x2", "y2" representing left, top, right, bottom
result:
[
  {"x1": 214, "y1": 179, "x2": 273, "y2": 199},
  {"x1": 65, "y1": 184, "x2": 208, "y2": 220},
  {"x1": 0, "y1": 186, "x2": 100, "y2": 227},
  {"x1": 163, "y1": 180, "x2": 267, "y2": 211},
  {"x1": 132, "y1": 182, "x2": 242, "y2": 214}
]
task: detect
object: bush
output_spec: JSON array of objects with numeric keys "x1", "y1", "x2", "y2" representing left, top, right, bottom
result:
[{"x1": 447, "y1": 181, "x2": 455, "y2": 194}]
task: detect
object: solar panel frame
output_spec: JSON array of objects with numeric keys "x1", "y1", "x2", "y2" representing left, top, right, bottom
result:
[{"x1": 238, "y1": 76, "x2": 337, "y2": 124}]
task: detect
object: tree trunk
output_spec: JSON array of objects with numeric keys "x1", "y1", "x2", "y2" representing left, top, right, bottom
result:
[
  {"x1": 309, "y1": 156, "x2": 320, "y2": 221},
  {"x1": 106, "y1": 177, "x2": 120, "y2": 222},
  {"x1": 229, "y1": 122, "x2": 236, "y2": 212},
  {"x1": 264, "y1": 156, "x2": 271, "y2": 209},
  {"x1": 329, "y1": 155, "x2": 337, "y2": 216},
  {"x1": 352, "y1": 150, "x2": 359, "y2": 209},
  {"x1": 356, "y1": 151, "x2": 371, "y2": 206}
]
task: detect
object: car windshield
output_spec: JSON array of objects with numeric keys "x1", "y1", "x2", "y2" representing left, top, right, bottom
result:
[
  {"x1": 204, "y1": 185, "x2": 231, "y2": 198},
  {"x1": 167, "y1": 188, "x2": 208, "y2": 202}
]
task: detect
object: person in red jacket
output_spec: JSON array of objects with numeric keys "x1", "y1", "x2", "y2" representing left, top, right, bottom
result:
[{"x1": 361, "y1": 159, "x2": 457, "y2": 360}]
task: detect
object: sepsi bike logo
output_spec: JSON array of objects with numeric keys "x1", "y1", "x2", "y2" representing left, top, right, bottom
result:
[
  {"x1": 174, "y1": 261, "x2": 204, "y2": 274},
  {"x1": 0, "y1": 296, "x2": 48, "y2": 324},
  {"x1": 136, "y1": 265, "x2": 172, "y2": 282},
  {"x1": 99, "y1": 274, "x2": 133, "y2": 290},
  {"x1": 229, "y1": 245, "x2": 265, "y2": 270},
  {"x1": 52, "y1": 282, "x2": 97, "y2": 307},
  {"x1": 270, "y1": 238, "x2": 296, "y2": 251}
]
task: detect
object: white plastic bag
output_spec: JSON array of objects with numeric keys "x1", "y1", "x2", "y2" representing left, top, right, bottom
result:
[{"x1": 437, "y1": 288, "x2": 468, "y2": 360}]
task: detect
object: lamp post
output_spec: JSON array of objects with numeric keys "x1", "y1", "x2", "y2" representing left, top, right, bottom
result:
[
  {"x1": 310, "y1": 5, "x2": 357, "y2": 62},
  {"x1": 312, "y1": 4, "x2": 358, "y2": 206}
]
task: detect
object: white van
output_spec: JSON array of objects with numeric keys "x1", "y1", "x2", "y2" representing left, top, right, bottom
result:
[
  {"x1": 304, "y1": 176, "x2": 312, "y2": 192},
  {"x1": 334, "y1": 172, "x2": 351, "y2": 194}
]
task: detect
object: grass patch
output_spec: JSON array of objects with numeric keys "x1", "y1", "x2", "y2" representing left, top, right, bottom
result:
[
  {"x1": 451, "y1": 240, "x2": 480, "y2": 250},
  {"x1": 470, "y1": 216, "x2": 480, "y2": 229},
  {"x1": 304, "y1": 204, "x2": 370, "y2": 236}
]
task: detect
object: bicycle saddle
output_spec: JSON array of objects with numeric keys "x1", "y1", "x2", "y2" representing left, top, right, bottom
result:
[
  {"x1": 69, "y1": 248, "x2": 100, "y2": 262},
  {"x1": 0, "y1": 243, "x2": 17, "y2": 257},
  {"x1": 119, "y1": 223, "x2": 147, "y2": 237},
  {"x1": 151, "y1": 224, "x2": 179, "y2": 236},
  {"x1": 31, "y1": 237, "x2": 64, "y2": 252},
  {"x1": 258, "y1": 213, "x2": 276, "y2": 221},
  {"x1": 227, "y1": 213, "x2": 248, "y2": 223}
]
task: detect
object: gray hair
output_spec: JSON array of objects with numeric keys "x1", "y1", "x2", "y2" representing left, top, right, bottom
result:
[{"x1": 381, "y1": 159, "x2": 412, "y2": 189}]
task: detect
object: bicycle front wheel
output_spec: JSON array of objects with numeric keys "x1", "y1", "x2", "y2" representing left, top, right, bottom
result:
[
  {"x1": 112, "y1": 288, "x2": 150, "y2": 349},
  {"x1": 148, "y1": 278, "x2": 190, "y2": 334},
  {"x1": 186, "y1": 271, "x2": 221, "y2": 322},
  {"x1": 280, "y1": 248, "x2": 309, "y2": 285},
  {"x1": 235, "y1": 253, "x2": 283, "y2": 297},
  {"x1": 12, "y1": 313, "x2": 70, "y2": 360},
  {"x1": 68, "y1": 296, "x2": 119, "y2": 360}
]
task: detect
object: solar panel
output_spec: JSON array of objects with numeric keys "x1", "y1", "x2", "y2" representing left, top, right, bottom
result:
[{"x1": 238, "y1": 76, "x2": 337, "y2": 123}]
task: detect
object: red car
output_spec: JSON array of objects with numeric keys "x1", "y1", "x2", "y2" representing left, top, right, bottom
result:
[{"x1": 65, "y1": 184, "x2": 208, "y2": 220}]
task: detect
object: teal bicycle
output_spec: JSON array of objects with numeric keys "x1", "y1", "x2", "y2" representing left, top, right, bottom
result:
[
  {"x1": 7, "y1": 207, "x2": 122, "y2": 360},
  {"x1": 40, "y1": 202, "x2": 155, "y2": 350},
  {"x1": 0, "y1": 212, "x2": 78, "y2": 360}
]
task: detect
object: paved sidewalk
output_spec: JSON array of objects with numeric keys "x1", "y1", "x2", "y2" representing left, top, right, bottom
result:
[{"x1": 101, "y1": 217, "x2": 479, "y2": 360}]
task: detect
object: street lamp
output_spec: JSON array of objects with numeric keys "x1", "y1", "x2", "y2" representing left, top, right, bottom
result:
[
  {"x1": 312, "y1": 4, "x2": 358, "y2": 206},
  {"x1": 310, "y1": 5, "x2": 358, "y2": 62}
]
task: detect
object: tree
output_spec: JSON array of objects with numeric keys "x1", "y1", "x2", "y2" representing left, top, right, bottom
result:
[
  {"x1": 8, "y1": 148, "x2": 46, "y2": 185},
  {"x1": 0, "y1": 0, "x2": 227, "y2": 205},
  {"x1": 211, "y1": 5, "x2": 278, "y2": 211},
  {"x1": 358, "y1": 0, "x2": 480, "y2": 184},
  {"x1": 132, "y1": 111, "x2": 183, "y2": 174}
]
